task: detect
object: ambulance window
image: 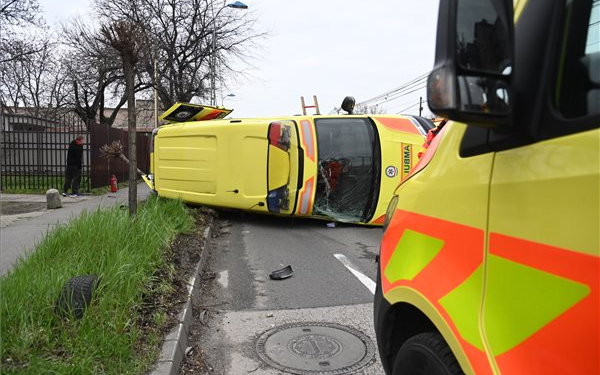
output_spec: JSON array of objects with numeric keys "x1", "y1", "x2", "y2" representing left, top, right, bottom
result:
[
  {"x1": 554, "y1": 0, "x2": 600, "y2": 118},
  {"x1": 313, "y1": 118, "x2": 379, "y2": 223}
]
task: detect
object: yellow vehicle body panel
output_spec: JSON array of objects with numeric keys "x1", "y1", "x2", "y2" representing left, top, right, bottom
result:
[
  {"x1": 153, "y1": 120, "x2": 272, "y2": 209},
  {"x1": 268, "y1": 147, "x2": 289, "y2": 191},
  {"x1": 392, "y1": 121, "x2": 493, "y2": 229},
  {"x1": 489, "y1": 128, "x2": 599, "y2": 256},
  {"x1": 382, "y1": 121, "x2": 492, "y2": 374},
  {"x1": 372, "y1": 117, "x2": 425, "y2": 223}
]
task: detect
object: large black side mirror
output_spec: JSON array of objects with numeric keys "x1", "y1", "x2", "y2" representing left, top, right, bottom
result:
[
  {"x1": 341, "y1": 96, "x2": 355, "y2": 115},
  {"x1": 428, "y1": 0, "x2": 514, "y2": 128}
]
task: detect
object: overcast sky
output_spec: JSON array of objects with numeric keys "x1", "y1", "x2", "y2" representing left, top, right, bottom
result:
[{"x1": 39, "y1": 0, "x2": 440, "y2": 118}]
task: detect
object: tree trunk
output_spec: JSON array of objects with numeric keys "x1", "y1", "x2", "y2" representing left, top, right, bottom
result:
[{"x1": 124, "y1": 59, "x2": 137, "y2": 216}]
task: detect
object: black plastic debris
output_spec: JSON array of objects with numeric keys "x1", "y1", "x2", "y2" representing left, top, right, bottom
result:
[
  {"x1": 269, "y1": 265, "x2": 293, "y2": 280},
  {"x1": 55, "y1": 275, "x2": 101, "y2": 319}
]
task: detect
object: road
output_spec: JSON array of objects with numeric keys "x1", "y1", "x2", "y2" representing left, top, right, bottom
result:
[{"x1": 183, "y1": 210, "x2": 386, "y2": 374}]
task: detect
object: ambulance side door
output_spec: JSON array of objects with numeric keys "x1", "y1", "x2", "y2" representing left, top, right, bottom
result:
[{"x1": 484, "y1": 1, "x2": 600, "y2": 373}]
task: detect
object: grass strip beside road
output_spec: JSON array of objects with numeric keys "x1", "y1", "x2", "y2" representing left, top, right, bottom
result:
[{"x1": 0, "y1": 196, "x2": 195, "y2": 375}]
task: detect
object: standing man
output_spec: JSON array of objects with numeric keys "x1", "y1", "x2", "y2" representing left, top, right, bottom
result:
[{"x1": 62, "y1": 135, "x2": 84, "y2": 197}]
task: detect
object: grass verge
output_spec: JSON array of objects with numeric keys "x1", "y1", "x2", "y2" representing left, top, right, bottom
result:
[
  {"x1": 1, "y1": 175, "x2": 133, "y2": 195},
  {"x1": 0, "y1": 196, "x2": 195, "y2": 374},
  {"x1": 1, "y1": 175, "x2": 92, "y2": 195}
]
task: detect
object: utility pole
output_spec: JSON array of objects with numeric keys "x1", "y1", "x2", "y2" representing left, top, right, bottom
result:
[{"x1": 153, "y1": 50, "x2": 159, "y2": 128}]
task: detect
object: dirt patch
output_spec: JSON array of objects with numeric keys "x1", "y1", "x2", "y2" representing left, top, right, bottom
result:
[
  {"x1": 0, "y1": 201, "x2": 47, "y2": 215},
  {"x1": 137, "y1": 207, "x2": 215, "y2": 363},
  {"x1": 177, "y1": 219, "x2": 232, "y2": 375}
]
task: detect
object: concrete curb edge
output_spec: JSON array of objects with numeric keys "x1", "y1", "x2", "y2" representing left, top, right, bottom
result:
[{"x1": 151, "y1": 213, "x2": 215, "y2": 375}]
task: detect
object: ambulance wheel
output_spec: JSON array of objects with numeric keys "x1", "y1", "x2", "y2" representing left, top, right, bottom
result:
[{"x1": 392, "y1": 332, "x2": 464, "y2": 375}]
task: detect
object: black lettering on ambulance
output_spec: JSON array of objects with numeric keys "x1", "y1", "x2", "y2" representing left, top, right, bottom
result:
[{"x1": 403, "y1": 145, "x2": 411, "y2": 174}]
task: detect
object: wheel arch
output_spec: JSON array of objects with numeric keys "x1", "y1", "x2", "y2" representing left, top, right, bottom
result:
[
  {"x1": 376, "y1": 284, "x2": 474, "y2": 375},
  {"x1": 383, "y1": 302, "x2": 440, "y2": 370}
]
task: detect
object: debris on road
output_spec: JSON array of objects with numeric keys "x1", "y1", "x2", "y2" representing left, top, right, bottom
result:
[{"x1": 269, "y1": 265, "x2": 293, "y2": 280}]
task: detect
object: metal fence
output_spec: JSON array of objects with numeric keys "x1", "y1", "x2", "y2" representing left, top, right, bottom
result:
[
  {"x1": 1, "y1": 112, "x2": 152, "y2": 193},
  {"x1": 1, "y1": 112, "x2": 91, "y2": 192}
]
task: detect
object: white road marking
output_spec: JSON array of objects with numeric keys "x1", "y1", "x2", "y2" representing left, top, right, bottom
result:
[
  {"x1": 334, "y1": 254, "x2": 376, "y2": 295},
  {"x1": 218, "y1": 270, "x2": 229, "y2": 289}
]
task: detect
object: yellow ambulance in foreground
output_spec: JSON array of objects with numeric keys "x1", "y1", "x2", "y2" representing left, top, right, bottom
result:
[
  {"x1": 374, "y1": 0, "x2": 599, "y2": 374},
  {"x1": 144, "y1": 101, "x2": 433, "y2": 225}
]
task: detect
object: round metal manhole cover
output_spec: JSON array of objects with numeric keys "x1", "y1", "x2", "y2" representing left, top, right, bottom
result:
[{"x1": 255, "y1": 322, "x2": 375, "y2": 375}]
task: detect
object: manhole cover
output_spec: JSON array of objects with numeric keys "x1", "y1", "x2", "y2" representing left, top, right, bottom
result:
[{"x1": 255, "y1": 322, "x2": 375, "y2": 375}]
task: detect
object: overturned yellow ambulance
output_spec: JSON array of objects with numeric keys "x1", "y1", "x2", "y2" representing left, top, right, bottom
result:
[{"x1": 144, "y1": 102, "x2": 433, "y2": 225}]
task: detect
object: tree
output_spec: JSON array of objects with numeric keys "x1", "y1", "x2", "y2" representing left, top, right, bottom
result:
[
  {"x1": 0, "y1": 0, "x2": 44, "y2": 64},
  {"x1": 61, "y1": 19, "x2": 151, "y2": 126},
  {"x1": 0, "y1": 0, "x2": 47, "y2": 112},
  {"x1": 0, "y1": 0, "x2": 41, "y2": 25},
  {"x1": 95, "y1": 0, "x2": 265, "y2": 110},
  {"x1": 0, "y1": 34, "x2": 71, "y2": 118},
  {"x1": 100, "y1": 20, "x2": 150, "y2": 215}
]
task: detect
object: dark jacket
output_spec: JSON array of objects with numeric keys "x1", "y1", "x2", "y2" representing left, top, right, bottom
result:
[{"x1": 67, "y1": 140, "x2": 84, "y2": 167}]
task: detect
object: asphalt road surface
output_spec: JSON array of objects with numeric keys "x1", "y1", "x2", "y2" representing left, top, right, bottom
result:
[{"x1": 185, "y1": 210, "x2": 386, "y2": 374}]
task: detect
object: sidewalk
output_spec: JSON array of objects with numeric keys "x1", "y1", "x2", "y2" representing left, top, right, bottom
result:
[{"x1": 0, "y1": 182, "x2": 151, "y2": 277}]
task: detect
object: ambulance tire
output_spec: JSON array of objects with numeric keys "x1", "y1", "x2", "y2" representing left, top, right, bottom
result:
[{"x1": 392, "y1": 332, "x2": 463, "y2": 375}]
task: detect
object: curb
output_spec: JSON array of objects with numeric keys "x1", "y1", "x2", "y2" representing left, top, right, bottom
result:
[{"x1": 151, "y1": 213, "x2": 215, "y2": 375}]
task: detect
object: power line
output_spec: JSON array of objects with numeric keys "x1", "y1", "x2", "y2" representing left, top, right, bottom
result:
[
  {"x1": 397, "y1": 100, "x2": 428, "y2": 114},
  {"x1": 359, "y1": 82, "x2": 427, "y2": 114},
  {"x1": 329, "y1": 72, "x2": 431, "y2": 114},
  {"x1": 381, "y1": 84, "x2": 427, "y2": 102},
  {"x1": 357, "y1": 72, "x2": 429, "y2": 107}
]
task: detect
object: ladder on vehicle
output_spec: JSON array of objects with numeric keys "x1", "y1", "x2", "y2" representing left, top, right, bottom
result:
[{"x1": 300, "y1": 95, "x2": 321, "y2": 115}]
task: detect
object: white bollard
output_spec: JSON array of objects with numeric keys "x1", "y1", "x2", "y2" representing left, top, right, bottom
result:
[{"x1": 46, "y1": 189, "x2": 63, "y2": 209}]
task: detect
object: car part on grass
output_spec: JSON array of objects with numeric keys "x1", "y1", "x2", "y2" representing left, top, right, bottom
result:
[
  {"x1": 269, "y1": 265, "x2": 293, "y2": 280},
  {"x1": 55, "y1": 275, "x2": 101, "y2": 319}
]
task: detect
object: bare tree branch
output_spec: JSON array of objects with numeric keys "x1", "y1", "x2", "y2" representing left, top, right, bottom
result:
[{"x1": 94, "y1": 0, "x2": 266, "y2": 110}]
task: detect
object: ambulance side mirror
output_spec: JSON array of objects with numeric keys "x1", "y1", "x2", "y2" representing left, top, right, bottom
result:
[
  {"x1": 427, "y1": 0, "x2": 514, "y2": 129},
  {"x1": 341, "y1": 96, "x2": 355, "y2": 115}
]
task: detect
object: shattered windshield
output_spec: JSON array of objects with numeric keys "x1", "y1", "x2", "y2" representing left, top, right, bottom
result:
[{"x1": 313, "y1": 118, "x2": 379, "y2": 222}]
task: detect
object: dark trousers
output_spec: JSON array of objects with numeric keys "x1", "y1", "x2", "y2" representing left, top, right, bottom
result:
[{"x1": 63, "y1": 165, "x2": 82, "y2": 194}]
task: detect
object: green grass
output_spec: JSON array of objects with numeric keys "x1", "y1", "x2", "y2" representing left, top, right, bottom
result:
[
  {"x1": 1, "y1": 174, "x2": 129, "y2": 195},
  {"x1": 1, "y1": 175, "x2": 91, "y2": 194},
  {"x1": 0, "y1": 196, "x2": 195, "y2": 374}
]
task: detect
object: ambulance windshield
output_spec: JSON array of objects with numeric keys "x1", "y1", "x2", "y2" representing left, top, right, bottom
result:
[{"x1": 313, "y1": 118, "x2": 380, "y2": 223}]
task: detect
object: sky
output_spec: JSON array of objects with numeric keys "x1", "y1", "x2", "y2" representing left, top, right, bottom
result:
[{"x1": 39, "y1": 0, "x2": 441, "y2": 118}]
